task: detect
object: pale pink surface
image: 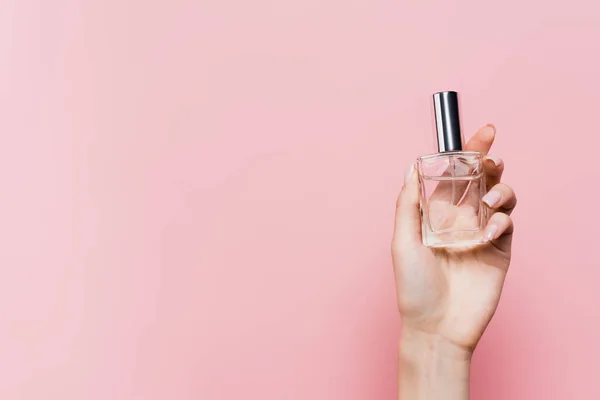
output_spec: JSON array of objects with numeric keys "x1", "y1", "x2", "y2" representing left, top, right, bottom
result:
[{"x1": 0, "y1": 0, "x2": 598, "y2": 398}]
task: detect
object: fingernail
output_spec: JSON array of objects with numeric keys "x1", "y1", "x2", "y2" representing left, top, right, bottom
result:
[
  {"x1": 485, "y1": 124, "x2": 496, "y2": 135},
  {"x1": 404, "y1": 163, "x2": 415, "y2": 184},
  {"x1": 485, "y1": 224, "x2": 499, "y2": 241},
  {"x1": 480, "y1": 124, "x2": 496, "y2": 139},
  {"x1": 482, "y1": 191, "x2": 501, "y2": 207},
  {"x1": 485, "y1": 155, "x2": 503, "y2": 167}
]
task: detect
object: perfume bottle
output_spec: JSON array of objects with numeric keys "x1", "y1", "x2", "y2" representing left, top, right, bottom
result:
[{"x1": 417, "y1": 91, "x2": 488, "y2": 248}]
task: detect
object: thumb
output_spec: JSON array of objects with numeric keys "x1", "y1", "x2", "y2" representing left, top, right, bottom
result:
[{"x1": 393, "y1": 163, "x2": 422, "y2": 248}]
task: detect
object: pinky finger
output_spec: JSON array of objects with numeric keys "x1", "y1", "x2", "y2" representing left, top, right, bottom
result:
[{"x1": 483, "y1": 212, "x2": 514, "y2": 250}]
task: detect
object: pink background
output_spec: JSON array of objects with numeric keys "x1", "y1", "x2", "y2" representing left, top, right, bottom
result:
[{"x1": 1, "y1": 0, "x2": 599, "y2": 398}]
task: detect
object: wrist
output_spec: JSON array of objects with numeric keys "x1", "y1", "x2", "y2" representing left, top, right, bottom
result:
[
  {"x1": 400, "y1": 326, "x2": 473, "y2": 363},
  {"x1": 398, "y1": 326, "x2": 471, "y2": 400}
]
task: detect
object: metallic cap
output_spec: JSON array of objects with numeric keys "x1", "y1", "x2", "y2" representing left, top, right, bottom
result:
[{"x1": 433, "y1": 91, "x2": 463, "y2": 152}]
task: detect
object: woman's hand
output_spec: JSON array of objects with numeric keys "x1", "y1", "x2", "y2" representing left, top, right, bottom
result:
[{"x1": 392, "y1": 125, "x2": 517, "y2": 399}]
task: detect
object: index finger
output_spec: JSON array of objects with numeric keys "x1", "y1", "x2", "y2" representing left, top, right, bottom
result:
[
  {"x1": 428, "y1": 124, "x2": 497, "y2": 203},
  {"x1": 464, "y1": 124, "x2": 496, "y2": 155}
]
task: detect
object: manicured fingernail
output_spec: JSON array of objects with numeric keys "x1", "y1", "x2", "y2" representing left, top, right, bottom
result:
[
  {"x1": 404, "y1": 163, "x2": 415, "y2": 184},
  {"x1": 485, "y1": 155, "x2": 503, "y2": 167},
  {"x1": 480, "y1": 124, "x2": 496, "y2": 139},
  {"x1": 482, "y1": 191, "x2": 501, "y2": 207},
  {"x1": 485, "y1": 224, "x2": 499, "y2": 241}
]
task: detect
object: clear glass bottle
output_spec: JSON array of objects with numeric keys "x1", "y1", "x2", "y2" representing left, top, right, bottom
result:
[{"x1": 417, "y1": 91, "x2": 488, "y2": 248}]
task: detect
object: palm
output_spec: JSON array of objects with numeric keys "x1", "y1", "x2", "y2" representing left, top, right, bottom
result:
[{"x1": 397, "y1": 243, "x2": 510, "y2": 350}]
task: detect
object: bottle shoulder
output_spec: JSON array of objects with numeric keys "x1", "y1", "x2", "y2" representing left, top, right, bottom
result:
[
  {"x1": 417, "y1": 151, "x2": 484, "y2": 178},
  {"x1": 417, "y1": 151, "x2": 482, "y2": 162}
]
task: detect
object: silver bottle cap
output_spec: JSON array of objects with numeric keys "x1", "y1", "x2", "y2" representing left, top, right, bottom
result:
[{"x1": 433, "y1": 91, "x2": 463, "y2": 152}]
